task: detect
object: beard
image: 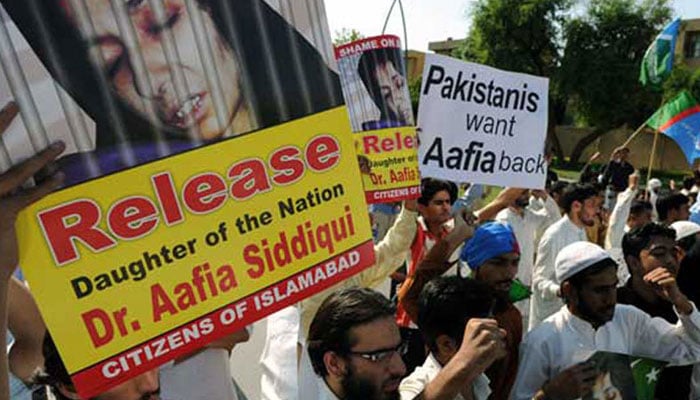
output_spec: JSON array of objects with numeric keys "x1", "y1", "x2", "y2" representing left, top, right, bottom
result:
[
  {"x1": 341, "y1": 365, "x2": 400, "y2": 400},
  {"x1": 576, "y1": 296, "x2": 614, "y2": 327},
  {"x1": 578, "y1": 210, "x2": 595, "y2": 227}
]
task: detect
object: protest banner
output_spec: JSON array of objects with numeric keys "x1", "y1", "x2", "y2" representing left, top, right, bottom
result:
[
  {"x1": 1, "y1": 0, "x2": 374, "y2": 397},
  {"x1": 335, "y1": 35, "x2": 420, "y2": 203},
  {"x1": 418, "y1": 54, "x2": 550, "y2": 189},
  {"x1": 583, "y1": 352, "x2": 667, "y2": 400}
]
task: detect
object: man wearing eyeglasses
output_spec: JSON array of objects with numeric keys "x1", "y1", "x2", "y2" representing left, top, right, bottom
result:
[
  {"x1": 307, "y1": 287, "x2": 406, "y2": 400},
  {"x1": 617, "y1": 223, "x2": 692, "y2": 399}
]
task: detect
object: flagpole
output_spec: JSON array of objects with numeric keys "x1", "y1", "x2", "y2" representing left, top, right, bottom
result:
[
  {"x1": 621, "y1": 121, "x2": 649, "y2": 148},
  {"x1": 645, "y1": 128, "x2": 661, "y2": 199}
]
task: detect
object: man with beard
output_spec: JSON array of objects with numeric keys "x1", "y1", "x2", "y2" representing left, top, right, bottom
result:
[
  {"x1": 512, "y1": 241, "x2": 700, "y2": 400},
  {"x1": 399, "y1": 277, "x2": 506, "y2": 400},
  {"x1": 397, "y1": 219, "x2": 523, "y2": 399},
  {"x1": 617, "y1": 223, "x2": 693, "y2": 399},
  {"x1": 460, "y1": 222, "x2": 522, "y2": 400},
  {"x1": 496, "y1": 189, "x2": 559, "y2": 327},
  {"x1": 307, "y1": 287, "x2": 406, "y2": 400},
  {"x1": 529, "y1": 183, "x2": 599, "y2": 330}
]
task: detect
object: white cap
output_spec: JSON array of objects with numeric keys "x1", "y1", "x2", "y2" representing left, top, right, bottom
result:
[
  {"x1": 670, "y1": 221, "x2": 700, "y2": 241},
  {"x1": 648, "y1": 178, "x2": 662, "y2": 190},
  {"x1": 555, "y1": 242, "x2": 617, "y2": 284}
]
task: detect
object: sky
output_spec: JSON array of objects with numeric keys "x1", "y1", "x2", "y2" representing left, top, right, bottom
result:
[{"x1": 325, "y1": 0, "x2": 700, "y2": 52}]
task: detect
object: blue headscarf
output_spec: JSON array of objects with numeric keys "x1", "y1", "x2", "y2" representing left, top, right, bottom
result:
[{"x1": 460, "y1": 222, "x2": 520, "y2": 269}]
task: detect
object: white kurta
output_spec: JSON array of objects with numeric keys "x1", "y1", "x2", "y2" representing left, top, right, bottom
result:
[
  {"x1": 511, "y1": 304, "x2": 700, "y2": 400},
  {"x1": 495, "y1": 196, "x2": 560, "y2": 287},
  {"x1": 317, "y1": 378, "x2": 341, "y2": 400},
  {"x1": 604, "y1": 188, "x2": 636, "y2": 286},
  {"x1": 496, "y1": 197, "x2": 559, "y2": 323},
  {"x1": 399, "y1": 353, "x2": 491, "y2": 400},
  {"x1": 529, "y1": 215, "x2": 587, "y2": 331}
]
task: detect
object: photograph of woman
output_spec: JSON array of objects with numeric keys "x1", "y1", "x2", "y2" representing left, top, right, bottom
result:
[{"x1": 1, "y1": 0, "x2": 343, "y2": 185}]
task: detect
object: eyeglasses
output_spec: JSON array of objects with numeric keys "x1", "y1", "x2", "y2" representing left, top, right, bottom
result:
[{"x1": 346, "y1": 341, "x2": 409, "y2": 363}]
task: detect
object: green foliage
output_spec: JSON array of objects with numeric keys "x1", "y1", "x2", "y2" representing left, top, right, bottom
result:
[
  {"x1": 408, "y1": 77, "x2": 422, "y2": 117},
  {"x1": 663, "y1": 63, "x2": 700, "y2": 102},
  {"x1": 458, "y1": 0, "x2": 570, "y2": 77},
  {"x1": 561, "y1": 0, "x2": 672, "y2": 129},
  {"x1": 333, "y1": 28, "x2": 365, "y2": 46}
]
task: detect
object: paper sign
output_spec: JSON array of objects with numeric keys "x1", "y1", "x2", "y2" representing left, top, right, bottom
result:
[{"x1": 418, "y1": 54, "x2": 549, "y2": 189}]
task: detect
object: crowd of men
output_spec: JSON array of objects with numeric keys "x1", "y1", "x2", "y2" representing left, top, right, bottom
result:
[{"x1": 6, "y1": 130, "x2": 700, "y2": 400}]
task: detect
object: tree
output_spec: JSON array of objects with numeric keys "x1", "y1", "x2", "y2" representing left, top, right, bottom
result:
[
  {"x1": 333, "y1": 28, "x2": 365, "y2": 46},
  {"x1": 459, "y1": 0, "x2": 673, "y2": 164},
  {"x1": 457, "y1": 0, "x2": 572, "y2": 160},
  {"x1": 663, "y1": 63, "x2": 700, "y2": 102},
  {"x1": 561, "y1": 0, "x2": 672, "y2": 164}
]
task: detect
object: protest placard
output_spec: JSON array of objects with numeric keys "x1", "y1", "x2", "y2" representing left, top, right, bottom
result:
[
  {"x1": 418, "y1": 54, "x2": 550, "y2": 189},
  {"x1": 583, "y1": 352, "x2": 667, "y2": 400},
  {"x1": 18, "y1": 107, "x2": 373, "y2": 397},
  {"x1": 1, "y1": 0, "x2": 374, "y2": 397},
  {"x1": 335, "y1": 35, "x2": 420, "y2": 203}
]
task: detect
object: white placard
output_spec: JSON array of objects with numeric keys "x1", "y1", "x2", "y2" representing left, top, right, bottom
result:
[{"x1": 418, "y1": 54, "x2": 549, "y2": 189}]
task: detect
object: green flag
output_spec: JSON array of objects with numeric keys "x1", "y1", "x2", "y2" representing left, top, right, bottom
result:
[
  {"x1": 630, "y1": 357, "x2": 668, "y2": 400},
  {"x1": 640, "y1": 18, "x2": 681, "y2": 89},
  {"x1": 646, "y1": 91, "x2": 699, "y2": 130}
]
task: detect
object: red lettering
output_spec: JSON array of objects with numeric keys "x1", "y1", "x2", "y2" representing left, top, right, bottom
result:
[
  {"x1": 362, "y1": 132, "x2": 416, "y2": 154},
  {"x1": 306, "y1": 135, "x2": 340, "y2": 171},
  {"x1": 82, "y1": 308, "x2": 114, "y2": 348},
  {"x1": 151, "y1": 284, "x2": 178, "y2": 323},
  {"x1": 38, "y1": 200, "x2": 116, "y2": 265},
  {"x1": 362, "y1": 135, "x2": 380, "y2": 154},
  {"x1": 228, "y1": 159, "x2": 271, "y2": 200},
  {"x1": 152, "y1": 172, "x2": 184, "y2": 225},
  {"x1": 243, "y1": 245, "x2": 264, "y2": 279},
  {"x1": 107, "y1": 197, "x2": 158, "y2": 240},
  {"x1": 183, "y1": 173, "x2": 227, "y2": 214},
  {"x1": 270, "y1": 146, "x2": 304, "y2": 185},
  {"x1": 403, "y1": 132, "x2": 416, "y2": 149}
]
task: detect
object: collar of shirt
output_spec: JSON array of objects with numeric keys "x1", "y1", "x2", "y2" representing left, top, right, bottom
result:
[
  {"x1": 318, "y1": 378, "x2": 341, "y2": 400},
  {"x1": 417, "y1": 216, "x2": 454, "y2": 240},
  {"x1": 561, "y1": 214, "x2": 585, "y2": 235},
  {"x1": 560, "y1": 305, "x2": 598, "y2": 337},
  {"x1": 419, "y1": 354, "x2": 491, "y2": 400}
]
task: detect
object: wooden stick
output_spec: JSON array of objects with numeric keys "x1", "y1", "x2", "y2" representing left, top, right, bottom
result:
[
  {"x1": 645, "y1": 129, "x2": 661, "y2": 195},
  {"x1": 621, "y1": 121, "x2": 648, "y2": 148}
]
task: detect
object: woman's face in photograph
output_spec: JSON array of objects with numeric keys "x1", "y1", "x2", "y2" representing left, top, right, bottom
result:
[{"x1": 67, "y1": 0, "x2": 249, "y2": 140}]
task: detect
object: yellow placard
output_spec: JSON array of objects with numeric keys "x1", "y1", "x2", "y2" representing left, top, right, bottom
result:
[
  {"x1": 355, "y1": 126, "x2": 421, "y2": 203},
  {"x1": 17, "y1": 107, "x2": 374, "y2": 397}
]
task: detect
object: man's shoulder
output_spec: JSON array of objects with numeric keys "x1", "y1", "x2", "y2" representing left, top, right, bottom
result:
[
  {"x1": 613, "y1": 303, "x2": 651, "y2": 318},
  {"x1": 540, "y1": 217, "x2": 567, "y2": 239},
  {"x1": 523, "y1": 311, "x2": 566, "y2": 346}
]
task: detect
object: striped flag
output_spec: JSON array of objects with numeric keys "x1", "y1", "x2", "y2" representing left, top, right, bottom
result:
[{"x1": 646, "y1": 90, "x2": 700, "y2": 165}]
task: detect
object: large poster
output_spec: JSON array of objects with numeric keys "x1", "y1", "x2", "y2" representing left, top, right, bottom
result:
[
  {"x1": 417, "y1": 54, "x2": 549, "y2": 189},
  {"x1": 0, "y1": 0, "x2": 374, "y2": 397},
  {"x1": 335, "y1": 35, "x2": 420, "y2": 203}
]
